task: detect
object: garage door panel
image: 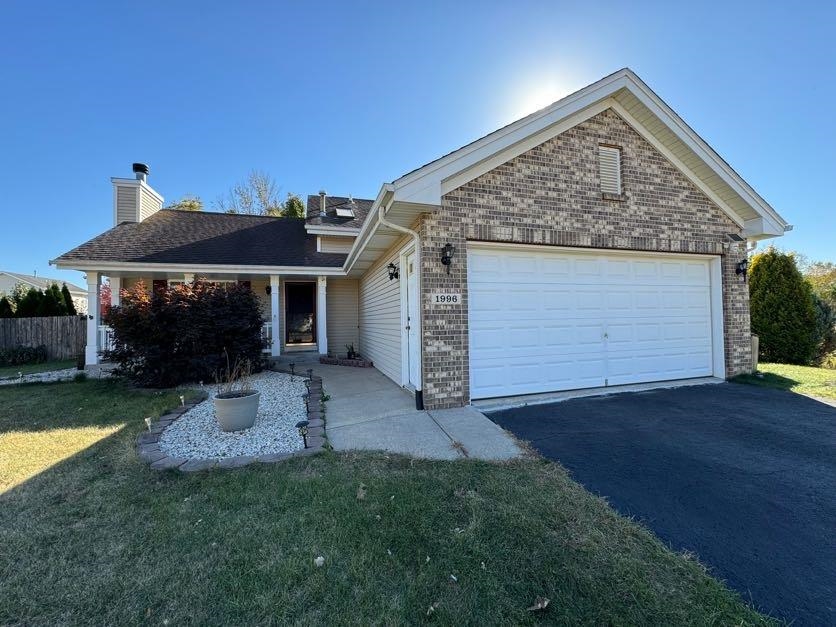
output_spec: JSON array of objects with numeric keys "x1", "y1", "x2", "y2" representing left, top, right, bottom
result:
[{"x1": 468, "y1": 246, "x2": 717, "y2": 400}]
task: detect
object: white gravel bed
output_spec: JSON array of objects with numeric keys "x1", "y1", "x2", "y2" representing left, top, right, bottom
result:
[
  {"x1": 159, "y1": 371, "x2": 307, "y2": 459},
  {"x1": 0, "y1": 368, "x2": 79, "y2": 385}
]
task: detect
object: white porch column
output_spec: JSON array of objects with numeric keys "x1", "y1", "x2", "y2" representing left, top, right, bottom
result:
[
  {"x1": 317, "y1": 276, "x2": 327, "y2": 355},
  {"x1": 109, "y1": 276, "x2": 121, "y2": 307},
  {"x1": 85, "y1": 272, "x2": 101, "y2": 366},
  {"x1": 270, "y1": 275, "x2": 281, "y2": 357}
]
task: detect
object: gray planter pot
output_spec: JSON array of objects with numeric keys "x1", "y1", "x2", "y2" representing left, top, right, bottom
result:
[{"x1": 214, "y1": 390, "x2": 260, "y2": 432}]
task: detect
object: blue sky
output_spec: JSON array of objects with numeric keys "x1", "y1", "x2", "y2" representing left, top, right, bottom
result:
[{"x1": 1, "y1": 1, "x2": 833, "y2": 286}]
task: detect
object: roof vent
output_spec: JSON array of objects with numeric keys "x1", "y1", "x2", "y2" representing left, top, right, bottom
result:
[
  {"x1": 319, "y1": 190, "x2": 327, "y2": 217},
  {"x1": 132, "y1": 162, "x2": 150, "y2": 183}
]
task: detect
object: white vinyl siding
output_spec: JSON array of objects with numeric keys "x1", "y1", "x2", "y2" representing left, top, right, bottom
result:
[
  {"x1": 139, "y1": 187, "x2": 162, "y2": 221},
  {"x1": 115, "y1": 185, "x2": 138, "y2": 223},
  {"x1": 327, "y1": 278, "x2": 359, "y2": 357},
  {"x1": 359, "y1": 238, "x2": 407, "y2": 384},
  {"x1": 319, "y1": 236, "x2": 355, "y2": 254},
  {"x1": 599, "y1": 145, "x2": 622, "y2": 194}
]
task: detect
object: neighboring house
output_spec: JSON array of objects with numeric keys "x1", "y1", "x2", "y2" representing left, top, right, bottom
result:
[
  {"x1": 52, "y1": 69, "x2": 789, "y2": 410},
  {"x1": 0, "y1": 270, "x2": 87, "y2": 314}
]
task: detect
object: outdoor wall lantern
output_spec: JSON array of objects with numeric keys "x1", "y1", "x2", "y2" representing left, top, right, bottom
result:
[
  {"x1": 441, "y1": 243, "x2": 455, "y2": 274},
  {"x1": 265, "y1": 285, "x2": 272, "y2": 295},
  {"x1": 387, "y1": 262, "x2": 399, "y2": 281},
  {"x1": 736, "y1": 258, "x2": 749, "y2": 282}
]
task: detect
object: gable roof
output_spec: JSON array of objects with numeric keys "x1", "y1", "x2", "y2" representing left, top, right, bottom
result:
[
  {"x1": 52, "y1": 210, "x2": 347, "y2": 270},
  {"x1": 0, "y1": 271, "x2": 85, "y2": 294},
  {"x1": 305, "y1": 195, "x2": 373, "y2": 230},
  {"x1": 345, "y1": 68, "x2": 790, "y2": 275}
]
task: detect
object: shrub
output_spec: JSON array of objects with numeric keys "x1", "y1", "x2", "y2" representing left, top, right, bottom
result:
[
  {"x1": 104, "y1": 279, "x2": 268, "y2": 387},
  {"x1": 0, "y1": 344, "x2": 48, "y2": 366},
  {"x1": 0, "y1": 296, "x2": 12, "y2": 318},
  {"x1": 749, "y1": 248, "x2": 817, "y2": 365},
  {"x1": 812, "y1": 294, "x2": 836, "y2": 365}
]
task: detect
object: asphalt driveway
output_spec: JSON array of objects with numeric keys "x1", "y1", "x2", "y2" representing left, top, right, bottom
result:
[{"x1": 489, "y1": 383, "x2": 835, "y2": 625}]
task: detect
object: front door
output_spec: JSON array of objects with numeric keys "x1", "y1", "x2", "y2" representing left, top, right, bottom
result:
[
  {"x1": 405, "y1": 251, "x2": 420, "y2": 388},
  {"x1": 285, "y1": 282, "x2": 316, "y2": 345}
]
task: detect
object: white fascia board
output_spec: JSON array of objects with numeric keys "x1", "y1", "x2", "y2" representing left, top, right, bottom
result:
[
  {"x1": 342, "y1": 184, "x2": 393, "y2": 272},
  {"x1": 622, "y1": 71, "x2": 788, "y2": 230},
  {"x1": 304, "y1": 225, "x2": 361, "y2": 236},
  {"x1": 610, "y1": 101, "x2": 745, "y2": 228},
  {"x1": 742, "y1": 216, "x2": 785, "y2": 240},
  {"x1": 393, "y1": 69, "x2": 632, "y2": 191},
  {"x1": 439, "y1": 99, "x2": 613, "y2": 197},
  {"x1": 387, "y1": 68, "x2": 786, "y2": 233},
  {"x1": 50, "y1": 260, "x2": 347, "y2": 276}
]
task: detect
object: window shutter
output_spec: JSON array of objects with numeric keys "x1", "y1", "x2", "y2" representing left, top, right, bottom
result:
[{"x1": 599, "y1": 146, "x2": 621, "y2": 195}]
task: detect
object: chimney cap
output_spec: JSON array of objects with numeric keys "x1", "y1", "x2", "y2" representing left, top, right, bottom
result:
[
  {"x1": 132, "y1": 163, "x2": 150, "y2": 175},
  {"x1": 318, "y1": 189, "x2": 326, "y2": 196}
]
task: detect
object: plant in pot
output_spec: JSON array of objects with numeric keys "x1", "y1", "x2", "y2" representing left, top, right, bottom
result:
[
  {"x1": 214, "y1": 356, "x2": 260, "y2": 432},
  {"x1": 345, "y1": 343, "x2": 357, "y2": 360}
]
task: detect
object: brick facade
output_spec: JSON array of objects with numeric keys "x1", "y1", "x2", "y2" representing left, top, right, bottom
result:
[{"x1": 418, "y1": 108, "x2": 751, "y2": 409}]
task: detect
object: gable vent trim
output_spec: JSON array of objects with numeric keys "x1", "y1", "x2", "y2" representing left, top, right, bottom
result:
[{"x1": 598, "y1": 145, "x2": 622, "y2": 195}]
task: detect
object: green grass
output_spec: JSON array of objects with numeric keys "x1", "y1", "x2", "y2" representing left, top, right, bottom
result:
[
  {"x1": 0, "y1": 381, "x2": 772, "y2": 625},
  {"x1": 0, "y1": 359, "x2": 75, "y2": 378},
  {"x1": 734, "y1": 362, "x2": 836, "y2": 400}
]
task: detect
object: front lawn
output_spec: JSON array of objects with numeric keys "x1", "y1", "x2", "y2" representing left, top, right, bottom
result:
[
  {"x1": 0, "y1": 381, "x2": 771, "y2": 625},
  {"x1": 0, "y1": 358, "x2": 75, "y2": 379},
  {"x1": 735, "y1": 362, "x2": 836, "y2": 400}
]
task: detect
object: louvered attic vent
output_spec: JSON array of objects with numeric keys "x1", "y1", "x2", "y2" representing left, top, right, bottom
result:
[{"x1": 598, "y1": 145, "x2": 622, "y2": 195}]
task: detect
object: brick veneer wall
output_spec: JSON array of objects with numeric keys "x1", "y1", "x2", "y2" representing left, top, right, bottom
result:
[{"x1": 418, "y1": 108, "x2": 751, "y2": 409}]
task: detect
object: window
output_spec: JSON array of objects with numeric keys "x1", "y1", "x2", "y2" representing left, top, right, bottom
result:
[
  {"x1": 598, "y1": 145, "x2": 622, "y2": 195},
  {"x1": 335, "y1": 206, "x2": 355, "y2": 218}
]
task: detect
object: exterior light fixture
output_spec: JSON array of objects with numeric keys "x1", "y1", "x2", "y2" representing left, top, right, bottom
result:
[
  {"x1": 307, "y1": 368, "x2": 314, "y2": 381},
  {"x1": 295, "y1": 420, "x2": 310, "y2": 448},
  {"x1": 289, "y1": 362, "x2": 295, "y2": 377},
  {"x1": 265, "y1": 285, "x2": 272, "y2": 295},
  {"x1": 736, "y1": 258, "x2": 749, "y2": 281},
  {"x1": 387, "y1": 262, "x2": 399, "y2": 281},
  {"x1": 441, "y1": 243, "x2": 455, "y2": 274}
]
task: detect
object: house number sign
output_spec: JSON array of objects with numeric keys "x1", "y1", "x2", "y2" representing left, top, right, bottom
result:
[{"x1": 433, "y1": 293, "x2": 461, "y2": 304}]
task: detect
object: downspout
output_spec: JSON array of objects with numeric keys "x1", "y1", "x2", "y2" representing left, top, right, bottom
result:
[{"x1": 378, "y1": 201, "x2": 424, "y2": 410}]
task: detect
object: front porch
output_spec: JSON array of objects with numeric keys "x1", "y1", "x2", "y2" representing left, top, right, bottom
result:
[{"x1": 85, "y1": 271, "x2": 358, "y2": 365}]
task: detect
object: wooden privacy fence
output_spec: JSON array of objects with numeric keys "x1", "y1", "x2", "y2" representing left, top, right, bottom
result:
[{"x1": 0, "y1": 316, "x2": 86, "y2": 360}]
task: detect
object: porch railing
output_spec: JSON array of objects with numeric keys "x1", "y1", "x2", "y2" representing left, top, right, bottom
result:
[
  {"x1": 98, "y1": 325, "x2": 115, "y2": 353},
  {"x1": 261, "y1": 321, "x2": 272, "y2": 353},
  {"x1": 98, "y1": 323, "x2": 273, "y2": 354}
]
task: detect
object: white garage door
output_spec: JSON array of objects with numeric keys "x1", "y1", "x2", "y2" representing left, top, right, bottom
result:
[{"x1": 468, "y1": 245, "x2": 720, "y2": 400}]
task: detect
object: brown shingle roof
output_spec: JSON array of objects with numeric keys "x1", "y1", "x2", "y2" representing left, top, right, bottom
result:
[
  {"x1": 54, "y1": 210, "x2": 347, "y2": 268},
  {"x1": 305, "y1": 195, "x2": 373, "y2": 230}
]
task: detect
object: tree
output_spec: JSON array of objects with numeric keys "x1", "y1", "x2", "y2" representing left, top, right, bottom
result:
[
  {"x1": 165, "y1": 195, "x2": 203, "y2": 211},
  {"x1": 14, "y1": 287, "x2": 43, "y2": 317},
  {"x1": 61, "y1": 283, "x2": 77, "y2": 315},
  {"x1": 282, "y1": 193, "x2": 306, "y2": 218},
  {"x1": 0, "y1": 296, "x2": 12, "y2": 318},
  {"x1": 749, "y1": 247, "x2": 817, "y2": 364},
  {"x1": 213, "y1": 170, "x2": 283, "y2": 216},
  {"x1": 37, "y1": 284, "x2": 68, "y2": 316}
]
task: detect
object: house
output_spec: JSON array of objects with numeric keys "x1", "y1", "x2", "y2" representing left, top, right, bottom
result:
[
  {"x1": 52, "y1": 69, "x2": 789, "y2": 410},
  {"x1": 0, "y1": 270, "x2": 88, "y2": 314}
]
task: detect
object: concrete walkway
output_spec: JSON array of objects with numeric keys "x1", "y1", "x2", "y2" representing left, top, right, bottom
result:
[{"x1": 273, "y1": 354, "x2": 521, "y2": 461}]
